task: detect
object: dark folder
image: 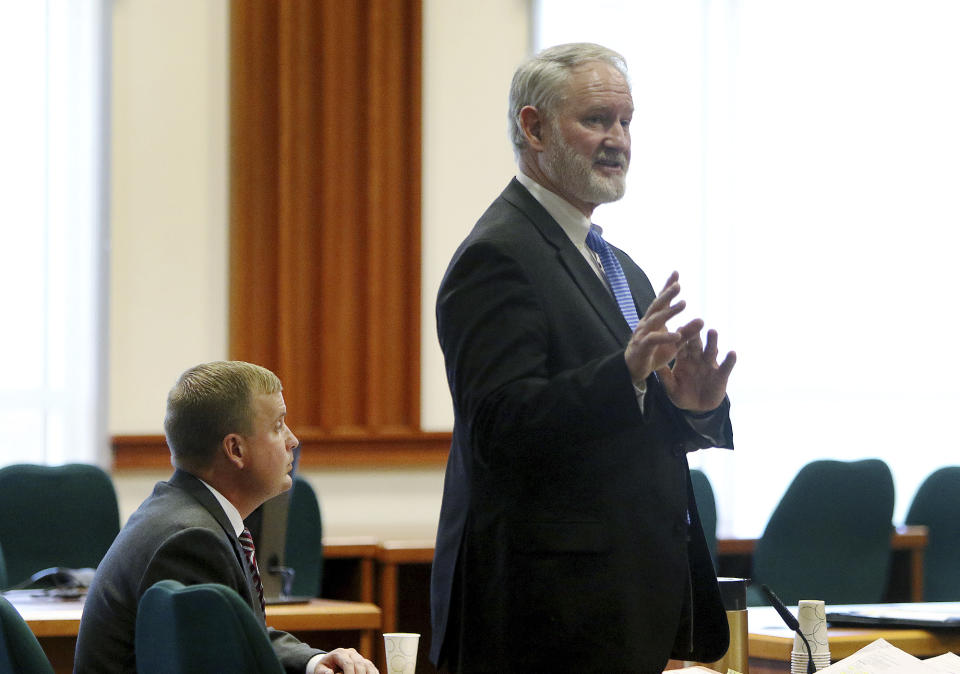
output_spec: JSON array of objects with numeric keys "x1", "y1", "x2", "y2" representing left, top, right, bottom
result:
[{"x1": 826, "y1": 602, "x2": 960, "y2": 629}]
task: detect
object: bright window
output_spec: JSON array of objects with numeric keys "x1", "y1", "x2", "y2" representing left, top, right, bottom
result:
[
  {"x1": 0, "y1": 1, "x2": 109, "y2": 466},
  {"x1": 535, "y1": 0, "x2": 960, "y2": 536}
]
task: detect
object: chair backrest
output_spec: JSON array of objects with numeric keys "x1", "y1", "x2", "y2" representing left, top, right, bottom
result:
[
  {"x1": 136, "y1": 579, "x2": 285, "y2": 674},
  {"x1": 0, "y1": 595, "x2": 55, "y2": 674},
  {"x1": 690, "y1": 468, "x2": 718, "y2": 569},
  {"x1": 0, "y1": 463, "x2": 120, "y2": 589},
  {"x1": 905, "y1": 466, "x2": 960, "y2": 601},
  {"x1": 0, "y1": 541, "x2": 7, "y2": 590},
  {"x1": 284, "y1": 476, "x2": 324, "y2": 597},
  {"x1": 748, "y1": 458, "x2": 895, "y2": 606}
]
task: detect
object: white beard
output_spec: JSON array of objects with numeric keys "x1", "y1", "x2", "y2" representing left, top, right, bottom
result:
[{"x1": 542, "y1": 126, "x2": 628, "y2": 205}]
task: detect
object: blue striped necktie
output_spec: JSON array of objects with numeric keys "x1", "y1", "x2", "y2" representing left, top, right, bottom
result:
[{"x1": 585, "y1": 226, "x2": 639, "y2": 330}]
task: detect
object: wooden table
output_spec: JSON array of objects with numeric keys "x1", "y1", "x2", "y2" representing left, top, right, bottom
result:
[
  {"x1": 376, "y1": 539, "x2": 435, "y2": 636},
  {"x1": 375, "y1": 539, "x2": 436, "y2": 669},
  {"x1": 6, "y1": 589, "x2": 381, "y2": 674},
  {"x1": 267, "y1": 597, "x2": 381, "y2": 659},
  {"x1": 324, "y1": 537, "x2": 435, "y2": 637},
  {"x1": 717, "y1": 525, "x2": 929, "y2": 602},
  {"x1": 356, "y1": 526, "x2": 929, "y2": 644},
  {"x1": 746, "y1": 604, "x2": 960, "y2": 673},
  {"x1": 361, "y1": 529, "x2": 929, "y2": 673},
  {"x1": 323, "y1": 535, "x2": 379, "y2": 604}
]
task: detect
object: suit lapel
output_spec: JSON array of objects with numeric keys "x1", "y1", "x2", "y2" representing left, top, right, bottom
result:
[
  {"x1": 169, "y1": 470, "x2": 236, "y2": 539},
  {"x1": 501, "y1": 179, "x2": 636, "y2": 345},
  {"x1": 169, "y1": 470, "x2": 266, "y2": 622}
]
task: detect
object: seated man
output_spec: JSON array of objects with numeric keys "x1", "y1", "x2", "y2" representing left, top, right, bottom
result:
[{"x1": 75, "y1": 361, "x2": 378, "y2": 674}]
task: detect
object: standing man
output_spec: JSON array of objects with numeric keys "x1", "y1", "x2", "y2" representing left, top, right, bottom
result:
[
  {"x1": 430, "y1": 43, "x2": 737, "y2": 672},
  {"x1": 75, "y1": 361, "x2": 378, "y2": 674}
]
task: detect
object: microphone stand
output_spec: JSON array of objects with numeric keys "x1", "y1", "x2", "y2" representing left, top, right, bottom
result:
[{"x1": 760, "y1": 584, "x2": 816, "y2": 674}]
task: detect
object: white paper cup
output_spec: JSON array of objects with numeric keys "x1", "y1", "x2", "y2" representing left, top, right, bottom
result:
[
  {"x1": 793, "y1": 599, "x2": 829, "y2": 656},
  {"x1": 792, "y1": 648, "x2": 831, "y2": 672},
  {"x1": 383, "y1": 632, "x2": 420, "y2": 674}
]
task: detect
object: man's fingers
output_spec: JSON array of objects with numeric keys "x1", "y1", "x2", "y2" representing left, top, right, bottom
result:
[
  {"x1": 637, "y1": 331, "x2": 682, "y2": 349},
  {"x1": 702, "y1": 328, "x2": 719, "y2": 360},
  {"x1": 642, "y1": 282, "x2": 681, "y2": 318},
  {"x1": 676, "y1": 319, "x2": 704, "y2": 343},
  {"x1": 718, "y1": 351, "x2": 737, "y2": 379},
  {"x1": 639, "y1": 297, "x2": 686, "y2": 333},
  {"x1": 660, "y1": 270, "x2": 680, "y2": 293},
  {"x1": 318, "y1": 648, "x2": 379, "y2": 674}
]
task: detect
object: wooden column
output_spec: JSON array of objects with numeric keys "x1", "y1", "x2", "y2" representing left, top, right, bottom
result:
[{"x1": 230, "y1": 0, "x2": 430, "y2": 460}]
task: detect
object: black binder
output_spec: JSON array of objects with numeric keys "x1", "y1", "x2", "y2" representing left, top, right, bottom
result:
[{"x1": 826, "y1": 602, "x2": 960, "y2": 629}]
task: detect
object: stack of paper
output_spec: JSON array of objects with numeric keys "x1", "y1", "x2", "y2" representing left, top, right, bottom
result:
[{"x1": 817, "y1": 638, "x2": 960, "y2": 673}]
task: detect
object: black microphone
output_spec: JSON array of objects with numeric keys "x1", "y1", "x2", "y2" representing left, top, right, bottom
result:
[{"x1": 760, "y1": 584, "x2": 816, "y2": 674}]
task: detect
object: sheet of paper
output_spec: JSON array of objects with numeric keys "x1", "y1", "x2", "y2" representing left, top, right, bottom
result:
[
  {"x1": 817, "y1": 638, "x2": 931, "y2": 674},
  {"x1": 924, "y1": 652, "x2": 960, "y2": 674}
]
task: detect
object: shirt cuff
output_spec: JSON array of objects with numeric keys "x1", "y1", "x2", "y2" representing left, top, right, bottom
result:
[
  {"x1": 633, "y1": 378, "x2": 647, "y2": 414},
  {"x1": 306, "y1": 653, "x2": 325, "y2": 674}
]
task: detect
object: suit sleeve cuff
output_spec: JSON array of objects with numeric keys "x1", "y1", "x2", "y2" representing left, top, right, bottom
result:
[{"x1": 681, "y1": 399, "x2": 731, "y2": 447}]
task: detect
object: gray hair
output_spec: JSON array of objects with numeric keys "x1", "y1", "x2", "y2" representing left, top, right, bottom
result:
[
  {"x1": 164, "y1": 360, "x2": 282, "y2": 470},
  {"x1": 508, "y1": 42, "x2": 629, "y2": 154}
]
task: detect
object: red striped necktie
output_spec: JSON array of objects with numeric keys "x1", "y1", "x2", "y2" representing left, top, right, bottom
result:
[{"x1": 239, "y1": 527, "x2": 266, "y2": 619}]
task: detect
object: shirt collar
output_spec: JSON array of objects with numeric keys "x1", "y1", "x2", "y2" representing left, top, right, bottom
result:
[
  {"x1": 516, "y1": 172, "x2": 595, "y2": 245},
  {"x1": 198, "y1": 478, "x2": 245, "y2": 537}
]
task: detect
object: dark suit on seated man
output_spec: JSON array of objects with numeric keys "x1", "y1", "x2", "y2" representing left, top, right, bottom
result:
[
  {"x1": 430, "y1": 43, "x2": 737, "y2": 672},
  {"x1": 75, "y1": 361, "x2": 378, "y2": 674}
]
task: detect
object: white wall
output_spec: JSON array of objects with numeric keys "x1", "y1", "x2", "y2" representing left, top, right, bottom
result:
[
  {"x1": 110, "y1": 0, "x2": 229, "y2": 435},
  {"x1": 420, "y1": 0, "x2": 530, "y2": 430},
  {"x1": 113, "y1": 467, "x2": 448, "y2": 540},
  {"x1": 109, "y1": 0, "x2": 531, "y2": 537}
]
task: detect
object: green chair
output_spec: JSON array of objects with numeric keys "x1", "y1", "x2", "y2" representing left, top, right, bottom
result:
[
  {"x1": 905, "y1": 466, "x2": 960, "y2": 601},
  {"x1": 0, "y1": 463, "x2": 121, "y2": 589},
  {"x1": 0, "y1": 595, "x2": 55, "y2": 674},
  {"x1": 690, "y1": 468, "x2": 718, "y2": 569},
  {"x1": 0, "y1": 541, "x2": 8, "y2": 590},
  {"x1": 747, "y1": 458, "x2": 895, "y2": 606},
  {"x1": 284, "y1": 476, "x2": 324, "y2": 597},
  {"x1": 136, "y1": 579, "x2": 284, "y2": 674}
]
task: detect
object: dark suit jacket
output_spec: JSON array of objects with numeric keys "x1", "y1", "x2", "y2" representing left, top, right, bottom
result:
[
  {"x1": 74, "y1": 470, "x2": 321, "y2": 673},
  {"x1": 430, "y1": 179, "x2": 732, "y2": 672}
]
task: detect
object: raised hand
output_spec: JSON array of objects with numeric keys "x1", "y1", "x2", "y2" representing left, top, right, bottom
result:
[
  {"x1": 658, "y1": 328, "x2": 736, "y2": 412},
  {"x1": 624, "y1": 272, "x2": 704, "y2": 385}
]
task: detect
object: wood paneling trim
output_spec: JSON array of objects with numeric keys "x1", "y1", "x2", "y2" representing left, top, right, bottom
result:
[{"x1": 112, "y1": 431, "x2": 450, "y2": 470}]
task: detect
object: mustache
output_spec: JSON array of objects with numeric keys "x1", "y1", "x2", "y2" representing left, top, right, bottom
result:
[{"x1": 595, "y1": 150, "x2": 628, "y2": 167}]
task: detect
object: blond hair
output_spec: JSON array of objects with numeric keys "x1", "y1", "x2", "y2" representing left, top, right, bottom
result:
[{"x1": 163, "y1": 361, "x2": 282, "y2": 469}]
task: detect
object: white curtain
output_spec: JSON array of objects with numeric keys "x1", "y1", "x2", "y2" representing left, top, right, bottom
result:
[
  {"x1": 0, "y1": 1, "x2": 110, "y2": 467},
  {"x1": 535, "y1": 0, "x2": 960, "y2": 537}
]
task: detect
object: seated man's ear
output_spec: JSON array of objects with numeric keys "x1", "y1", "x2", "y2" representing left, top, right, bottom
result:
[
  {"x1": 221, "y1": 434, "x2": 245, "y2": 469},
  {"x1": 519, "y1": 105, "x2": 546, "y2": 151}
]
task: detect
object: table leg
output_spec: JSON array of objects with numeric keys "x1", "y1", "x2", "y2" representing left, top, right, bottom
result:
[
  {"x1": 378, "y1": 561, "x2": 399, "y2": 667},
  {"x1": 359, "y1": 558, "x2": 375, "y2": 603},
  {"x1": 910, "y1": 547, "x2": 925, "y2": 602}
]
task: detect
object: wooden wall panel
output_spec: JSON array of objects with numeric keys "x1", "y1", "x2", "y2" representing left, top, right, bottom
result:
[
  {"x1": 230, "y1": 2, "x2": 281, "y2": 368},
  {"x1": 113, "y1": 432, "x2": 450, "y2": 470},
  {"x1": 229, "y1": 0, "x2": 428, "y2": 455}
]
